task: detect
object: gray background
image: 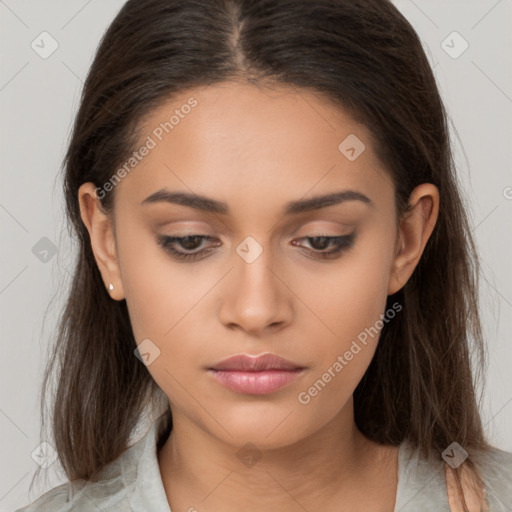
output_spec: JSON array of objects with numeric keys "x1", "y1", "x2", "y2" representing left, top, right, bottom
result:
[{"x1": 1, "y1": 1, "x2": 511, "y2": 510}]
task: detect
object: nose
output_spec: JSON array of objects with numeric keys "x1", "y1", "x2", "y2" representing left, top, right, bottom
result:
[{"x1": 218, "y1": 242, "x2": 293, "y2": 336}]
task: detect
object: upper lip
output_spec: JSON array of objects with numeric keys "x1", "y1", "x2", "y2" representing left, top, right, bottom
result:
[{"x1": 209, "y1": 353, "x2": 304, "y2": 372}]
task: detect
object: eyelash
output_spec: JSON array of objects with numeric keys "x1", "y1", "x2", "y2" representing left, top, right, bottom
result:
[{"x1": 156, "y1": 234, "x2": 355, "y2": 262}]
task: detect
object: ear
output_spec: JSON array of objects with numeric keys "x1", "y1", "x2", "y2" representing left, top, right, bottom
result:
[
  {"x1": 78, "y1": 183, "x2": 125, "y2": 301},
  {"x1": 387, "y1": 183, "x2": 439, "y2": 295}
]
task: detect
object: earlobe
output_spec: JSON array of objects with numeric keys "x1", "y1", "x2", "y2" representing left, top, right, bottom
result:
[
  {"x1": 78, "y1": 183, "x2": 125, "y2": 300},
  {"x1": 387, "y1": 183, "x2": 439, "y2": 295}
]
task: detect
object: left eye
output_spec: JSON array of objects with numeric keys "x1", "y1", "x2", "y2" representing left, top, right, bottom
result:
[{"x1": 291, "y1": 234, "x2": 355, "y2": 259}]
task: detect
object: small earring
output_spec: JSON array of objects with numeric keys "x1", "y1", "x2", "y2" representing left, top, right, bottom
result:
[{"x1": 108, "y1": 283, "x2": 114, "y2": 291}]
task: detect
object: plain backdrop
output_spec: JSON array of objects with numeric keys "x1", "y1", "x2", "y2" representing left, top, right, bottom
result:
[{"x1": 1, "y1": 1, "x2": 511, "y2": 510}]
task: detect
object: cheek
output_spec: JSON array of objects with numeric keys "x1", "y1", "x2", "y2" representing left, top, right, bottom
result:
[
  {"x1": 116, "y1": 223, "x2": 205, "y2": 342},
  {"x1": 292, "y1": 226, "x2": 396, "y2": 393},
  {"x1": 296, "y1": 229, "x2": 395, "y2": 340},
  {"x1": 293, "y1": 248, "x2": 395, "y2": 417},
  {"x1": 117, "y1": 229, "x2": 214, "y2": 404}
]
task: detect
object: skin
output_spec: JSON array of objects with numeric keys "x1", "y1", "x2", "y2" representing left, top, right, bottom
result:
[{"x1": 79, "y1": 80, "x2": 439, "y2": 512}]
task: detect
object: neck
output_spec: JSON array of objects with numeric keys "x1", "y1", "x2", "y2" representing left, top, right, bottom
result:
[{"x1": 157, "y1": 398, "x2": 399, "y2": 512}]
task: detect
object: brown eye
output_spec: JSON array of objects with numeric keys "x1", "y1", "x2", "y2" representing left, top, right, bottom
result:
[
  {"x1": 291, "y1": 234, "x2": 355, "y2": 259},
  {"x1": 156, "y1": 235, "x2": 220, "y2": 261}
]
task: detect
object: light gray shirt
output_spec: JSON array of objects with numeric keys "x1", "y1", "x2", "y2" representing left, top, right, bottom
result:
[{"x1": 15, "y1": 413, "x2": 512, "y2": 511}]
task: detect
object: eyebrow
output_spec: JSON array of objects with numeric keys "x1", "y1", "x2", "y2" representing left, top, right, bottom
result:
[{"x1": 141, "y1": 188, "x2": 373, "y2": 215}]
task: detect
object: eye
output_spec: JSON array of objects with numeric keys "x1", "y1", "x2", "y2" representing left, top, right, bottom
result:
[
  {"x1": 156, "y1": 235, "x2": 220, "y2": 261},
  {"x1": 291, "y1": 234, "x2": 355, "y2": 259}
]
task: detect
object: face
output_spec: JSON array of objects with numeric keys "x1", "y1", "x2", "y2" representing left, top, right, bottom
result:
[{"x1": 80, "y1": 80, "x2": 432, "y2": 450}]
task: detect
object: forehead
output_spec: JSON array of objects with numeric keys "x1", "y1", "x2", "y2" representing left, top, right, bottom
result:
[{"x1": 113, "y1": 81, "x2": 392, "y2": 211}]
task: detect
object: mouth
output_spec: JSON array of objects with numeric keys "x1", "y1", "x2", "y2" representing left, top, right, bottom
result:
[
  {"x1": 207, "y1": 353, "x2": 306, "y2": 395},
  {"x1": 209, "y1": 352, "x2": 304, "y2": 372}
]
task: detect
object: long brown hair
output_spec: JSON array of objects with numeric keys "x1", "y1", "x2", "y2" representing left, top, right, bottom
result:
[{"x1": 36, "y1": 0, "x2": 491, "y2": 501}]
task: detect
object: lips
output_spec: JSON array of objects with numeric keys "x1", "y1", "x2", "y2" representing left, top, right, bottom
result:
[
  {"x1": 207, "y1": 353, "x2": 306, "y2": 394},
  {"x1": 208, "y1": 353, "x2": 304, "y2": 372}
]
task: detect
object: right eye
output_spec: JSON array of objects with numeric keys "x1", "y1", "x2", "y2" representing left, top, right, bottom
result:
[{"x1": 156, "y1": 235, "x2": 221, "y2": 261}]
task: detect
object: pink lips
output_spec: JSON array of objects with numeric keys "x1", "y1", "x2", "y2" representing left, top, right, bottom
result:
[{"x1": 207, "y1": 353, "x2": 306, "y2": 395}]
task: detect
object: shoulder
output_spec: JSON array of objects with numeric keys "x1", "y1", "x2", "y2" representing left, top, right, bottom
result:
[
  {"x1": 14, "y1": 429, "x2": 150, "y2": 512},
  {"x1": 444, "y1": 446, "x2": 512, "y2": 512},
  {"x1": 14, "y1": 413, "x2": 170, "y2": 512},
  {"x1": 13, "y1": 473, "x2": 134, "y2": 512},
  {"x1": 476, "y1": 445, "x2": 512, "y2": 508},
  {"x1": 482, "y1": 444, "x2": 512, "y2": 472},
  {"x1": 395, "y1": 440, "x2": 450, "y2": 510},
  {"x1": 14, "y1": 483, "x2": 70, "y2": 512},
  {"x1": 395, "y1": 441, "x2": 512, "y2": 511}
]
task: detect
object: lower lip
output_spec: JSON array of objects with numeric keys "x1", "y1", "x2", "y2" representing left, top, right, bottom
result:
[{"x1": 208, "y1": 369, "x2": 305, "y2": 395}]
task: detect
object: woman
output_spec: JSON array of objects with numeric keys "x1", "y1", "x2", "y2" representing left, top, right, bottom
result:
[{"x1": 17, "y1": 0, "x2": 512, "y2": 510}]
